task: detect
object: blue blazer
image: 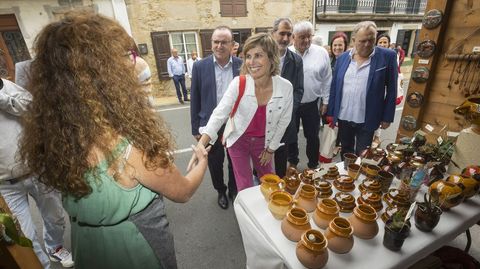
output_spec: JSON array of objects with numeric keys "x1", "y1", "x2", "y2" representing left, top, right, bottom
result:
[
  {"x1": 327, "y1": 47, "x2": 397, "y2": 131},
  {"x1": 190, "y1": 55, "x2": 242, "y2": 136}
]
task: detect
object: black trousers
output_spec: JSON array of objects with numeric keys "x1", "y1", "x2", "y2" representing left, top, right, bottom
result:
[
  {"x1": 208, "y1": 130, "x2": 237, "y2": 195},
  {"x1": 288, "y1": 100, "x2": 320, "y2": 169},
  {"x1": 338, "y1": 119, "x2": 375, "y2": 159},
  {"x1": 274, "y1": 144, "x2": 288, "y2": 178}
]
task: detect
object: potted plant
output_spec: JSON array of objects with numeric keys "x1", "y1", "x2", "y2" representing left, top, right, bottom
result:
[
  {"x1": 383, "y1": 211, "x2": 410, "y2": 251},
  {"x1": 414, "y1": 193, "x2": 442, "y2": 232}
]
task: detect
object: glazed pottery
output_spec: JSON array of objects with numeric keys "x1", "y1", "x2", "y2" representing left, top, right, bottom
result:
[
  {"x1": 314, "y1": 180, "x2": 333, "y2": 198},
  {"x1": 360, "y1": 162, "x2": 369, "y2": 175},
  {"x1": 381, "y1": 205, "x2": 407, "y2": 223},
  {"x1": 358, "y1": 178, "x2": 382, "y2": 194},
  {"x1": 365, "y1": 164, "x2": 381, "y2": 178},
  {"x1": 429, "y1": 180, "x2": 464, "y2": 210},
  {"x1": 357, "y1": 192, "x2": 383, "y2": 212},
  {"x1": 313, "y1": 198, "x2": 340, "y2": 229},
  {"x1": 383, "y1": 189, "x2": 411, "y2": 209},
  {"x1": 343, "y1": 153, "x2": 358, "y2": 170},
  {"x1": 284, "y1": 174, "x2": 301, "y2": 195},
  {"x1": 322, "y1": 166, "x2": 339, "y2": 181},
  {"x1": 296, "y1": 229, "x2": 329, "y2": 269},
  {"x1": 377, "y1": 170, "x2": 395, "y2": 193},
  {"x1": 281, "y1": 207, "x2": 312, "y2": 242},
  {"x1": 325, "y1": 217, "x2": 354, "y2": 254},
  {"x1": 267, "y1": 191, "x2": 293, "y2": 220},
  {"x1": 347, "y1": 163, "x2": 361, "y2": 180},
  {"x1": 383, "y1": 220, "x2": 410, "y2": 251},
  {"x1": 414, "y1": 203, "x2": 442, "y2": 232},
  {"x1": 461, "y1": 165, "x2": 480, "y2": 181},
  {"x1": 260, "y1": 174, "x2": 284, "y2": 201},
  {"x1": 348, "y1": 204, "x2": 379, "y2": 239},
  {"x1": 300, "y1": 169, "x2": 316, "y2": 185},
  {"x1": 333, "y1": 175, "x2": 355, "y2": 192},
  {"x1": 334, "y1": 192, "x2": 356, "y2": 213},
  {"x1": 446, "y1": 175, "x2": 479, "y2": 199},
  {"x1": 399, "y1": 179, "x2": 421, "y2": 202},
  {"x1": 297, "y1": 184, "x2": 318, "y2": 213}
]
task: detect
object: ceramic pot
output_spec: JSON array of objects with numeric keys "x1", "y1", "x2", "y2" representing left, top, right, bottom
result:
[
  {"x1": 325, "y1": 217, "x2": 354, "y2": 254},
  {"x1": 313, "y1": 198, "x2": 340, "y2": 229},
  {"x1": 360, "y1": 162, "x2": 369, "y2": 176},
  {"x1": 281, "y1": 207, "x2": 312, "y2": 242},
  {"x1": 381, "y1": 205, "x2": 407, "y2": 223},
  {"x1": 358, "y1": 178, "x2": 382, "y2": 194},
  {"x1": 284, "y1": 174, "x2": 301, "y2": 195},
  {"x1": 260, "y1": 174, "x2": 284, "y2": 201},
  {"x1": 414, "y1": 203, "x2": 442, "y2": 232},
  {"x1": 348, "y1": 204, "x2": 379, "y2": 239},
  {"x1": 429, "y1": 180, "x2": 464, "y2": 210},
  {"x1": 343, "y1": 153, "x2": 358, "y2": 170},
  {"x1": 461, "y1": 165, "x2": 480, "y2": 181},
  {"x1": 399, "y1": 179, "x2": 421, "y2": 202},
  {"x1": 357, "y1": 192, "x2": 383, "y2": 212},
  {"x1": 334, "y1": 192, "x2": 356, "y2": 213},
  {"x1": 297, "y1": 184, "x2": 318, "y2": 213},
  {"x1": 365, "y1": 164, "x2": 381, "y2": 179},
  {"x1": 314, "y1": 180, "x2": 333, "y2": 199},
  {"x1": 377, "y1": 170, "x2": 395, "y2": 193},
  {"x1": 347, "y1": 163, "x2": 361, "y2": 181},
  {"x1": 446, "y1": 175, "x2": 479, "y2": 199},
  {"x1": 333, "y1": 175, "x2": 355, "y2": 192},
  {"x1": 383, "y1": 220, "x2": 410, "y2": 251},
  {"x1": 383, "y1": 189, "x2": 411, "y2": 209},
  {"x1": 267, "y1": 191, "x2": 293, "y2": 220},
  {"x1": 296, "y1": 229, "x2": 329, "y2": 269},
  {"x1": 322, "y1": 166, "x2": 339, "y2": 181},
  {"x1": 300, "y1": 169, "x2": 316, "y2": 185}
]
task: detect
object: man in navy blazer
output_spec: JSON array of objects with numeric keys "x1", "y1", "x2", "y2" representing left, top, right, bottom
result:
[
  {"x1": 190, "y1": 26, "x2": 242, "y2": 209},
  {"x1": 327, "y1": 21, "x2": 397, "y2": 157}
]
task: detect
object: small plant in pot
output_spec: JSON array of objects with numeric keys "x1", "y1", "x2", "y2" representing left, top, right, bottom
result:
[
  {"x1": 414, "y1": 193, "x2": 442, "y2": 232},
  {"x1": 383, "y1": 211, "x2": 411, "y2": 251}
]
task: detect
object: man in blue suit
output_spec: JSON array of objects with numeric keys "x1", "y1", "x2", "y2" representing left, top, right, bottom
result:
[
  {"x1": 190, "y1": 26, "x2": 242, "y2": 209},
  {"x1": 326, "y1": 21, "x2": 397, "y2": 157}
]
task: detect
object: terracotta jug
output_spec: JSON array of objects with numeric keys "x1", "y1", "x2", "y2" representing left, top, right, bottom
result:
[
  {"x1": 284, "y1": 174, "x2": 301, "y2": 195},
  {"x1": 333, "y1": 192, "x2": 356, "y2": 213},
  {"x1": 348, "y1": 204, "x2": 379, "y2": 239},
  {"x1": 358, "y1": 178, "x2": 382, "y2": 194},
  {"x1": 260, "y1": 174, "x2": 284, "y2": 201},
  {"x1": 281, "y1": 207, "x2": 311, "y2": 242},
  {"x1": 325, "y1": 217, "x2": 354, "y2": 254},
  {"x1": 267, "y1": 191, "x2": 293, "y2": 220},
  {"x1": 333, "y1": 175, "x2": 355, "y2": 192},
  {"x1": 313, "y1": 198, "x2": 339, "y2": 229},
  {"x1": 296, "y1": 229, "x2": 329, "y2": 269},
  {"x1": 296, "y1": 184, "x2": 318, "y2": 213},
  {"x1": 314, "y1": 180, "x2": 333, "y2": 199},
  {"x1": 357, "y1": 192, "x2": 383, "y2": 212}
]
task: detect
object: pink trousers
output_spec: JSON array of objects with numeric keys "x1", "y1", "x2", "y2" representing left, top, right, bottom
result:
[{"x1": 227, "y1": 135, "x2": 273, "y2": 192}]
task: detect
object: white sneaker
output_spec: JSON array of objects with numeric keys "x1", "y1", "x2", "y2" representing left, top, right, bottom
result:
[{"x1": 49, "y1": 246, "x2": 75, "y2": 268}]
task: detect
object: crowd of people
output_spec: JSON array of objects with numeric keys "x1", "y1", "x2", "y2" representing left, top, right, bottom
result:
[{"x1": 0, "y1": 9, "x2": 407, "y2": 268}]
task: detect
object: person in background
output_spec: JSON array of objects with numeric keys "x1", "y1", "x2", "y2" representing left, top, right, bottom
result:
[
  {"x1": 236, "y1": 44, "x2": 244, "y2": 60},
  {"x1": 190, "y1": 26, "x2": 241, "y2": 208},
  {"x1": 195, "y1": 33, "x2": 293, "y2": 192},
  {"x1": 129, "y1": 50, "x2": 154, "y2": 107},
  {"x1": 187, "y1": 51, "x2": 201, "y2": 79},
  {"x1": 20, "y1": 11, "x2": 208, "y2": 269},
  {"x1": 312, "y1": 35, "x2": 323, "y2": 46},
  {"x1": 231, "y1": 41, "x2": 240, "y2": 57},
  {"x1": 271, "y1": 17, "x2": 304, "y2": 178},
  {"x1": 329, "y1": 32, "x2": 349, "y2": 71},
  {"x1": 289, "y1": 21, "x2": 332, "y2": 170},
  {"x1": 167, "y1": 48, "x2": 189, "y2": 104},
  {"x1": 376, "y1": 34, "x2": 404, "y2": 105},
  {"x1": 327, "y1": 21, "x2": 397, "y2": 157}
]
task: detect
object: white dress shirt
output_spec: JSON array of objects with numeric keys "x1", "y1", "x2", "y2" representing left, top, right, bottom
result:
[
  {"x1": 187, "y1": 57, "x2": 201, "y2": 78},
  {"x1": 213, "y1": 56, "x2": 233, "y2": 105}
]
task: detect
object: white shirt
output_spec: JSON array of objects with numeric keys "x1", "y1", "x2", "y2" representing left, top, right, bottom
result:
[
  {"x1": 213, "y1": 56, "x2": 233, "y2": 105},
  {"x1": 187, "y1": 57, "x2": 201, "y2": 78},
  {"x1": 167, "y1": 56, "x2": 185, "y2": 76},
  {"x1": 338, "y1": 48, "x2": 375, "y2": 123},
  {"x1": 289, "y1": 44, "x2": 331, "y2": 104}
]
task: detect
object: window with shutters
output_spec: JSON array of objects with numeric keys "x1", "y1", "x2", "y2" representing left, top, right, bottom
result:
[
  {"x1": 170, "y1": 32, "x2": 200, "y2": 66},
  {"x1": 220, "y1": 0, "x2": 247, "y2": 17}
]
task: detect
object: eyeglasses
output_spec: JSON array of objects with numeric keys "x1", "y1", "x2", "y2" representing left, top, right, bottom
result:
[
  {"x1": 212, "y1": 40, "x2": 232, "y2": 46},
  {"x1": 277, "y1": 32, "x2": 292, "y2": 37}
]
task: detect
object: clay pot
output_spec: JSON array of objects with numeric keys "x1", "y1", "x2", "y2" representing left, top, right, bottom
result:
[
  {"x1": 300, "y1": 169, "x2": 316, "y2": 185},
  {"x1": 296, "y1": 229, "x2": 329, "y2": 269},
  {"x1": 383, "y1": 189, "x2": 411, "y2": 209},
  {"x1": 429, "y1": 180, "x2": 464, "y2": 210},
  {"x1": 360, "y1": 162, "x2": 369, "y2": 175},
  {"x1": 333, "y1": 175, "x2": 355, "y2": 192},
  {"x1": 281, "y1": 207, "x2": 312, "y2": 242},
  {"x1": 343, "y1": 153, "x2": 358, "y2": 170},
  {"x1": 358, "y1": 178, "x2": 382, "y2": 194},
  {"x1": 348, "y1": 204, "x2": 379, "y2": 239},
  {"x1": 313, "y1": 198, "x2": 340, "y2": 229},
  {"x1": 284, "y1": 174, "x2": 301, "y2": 195},
  {"x1": 347, "y1": 163, "x2": 361, "y2": 181},
  {"x1": 461, "y1": 165, "x2": 480, "y2": 181},
  {"x1": 322, "y1": 166, "x2": 339, "y2": 181},
  {"x1": 383, "y1": 220, "x2": 410, "y2": 251},
  {"x1": 381, "y1": 205, "x2": 407, "y2": 223},
  {"x1": 267, "y1": 191, "x2": 293, "y2": 220},
  {"x1": 297, "y1": 184, "x2": 318, "y2": 213},
  {"x1": 314, "y1": 180, "x2": 333, "y2": 199},
  {"x1": 325, "y1": 217, "x2": 354, "y2": 254},
  {"x1": 414, "y1": 203, "x2": 442, "y2": 232},
  {"x1": 260, "y1": 174, "x2": 285, "y2": 201},
  {"x1": 334, "y1": 192, "x2": 356, "y2": 213},
  {"x1": 365, "y1": 164, "x2": 381, "y2": 179},
  {"x1": 357, "y1": 192, "x2": 383, "y2": 212},
  {"x1": 399, "y1": 179, "x2": 421, "y2": 202},
  {"x1": 446, "y1": 175, "x2": 479, "y2": 199},
  {"x1": 377, "y1": 170, "x2": 395, "y2": 193}
]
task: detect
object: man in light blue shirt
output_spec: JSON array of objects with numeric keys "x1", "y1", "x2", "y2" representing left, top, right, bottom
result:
[{"x1": 167, "y1": 48, "x2": 188, "y2": 104}]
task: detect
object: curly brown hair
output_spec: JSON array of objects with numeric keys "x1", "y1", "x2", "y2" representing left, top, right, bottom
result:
[{"x1": 20, "y1": 11, "x2": 174, "y2": 198}]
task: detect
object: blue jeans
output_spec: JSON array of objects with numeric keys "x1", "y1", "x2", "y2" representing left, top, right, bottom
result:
[
  {"x1": 0, "y1": 177, "x2": 67, "y2": 269},
  {"x1": 172, "y1": 74, "x2": 188, "y2": 101},
  {"x1": 337, "y1": 119, "x2": 375, "y2": 158}
]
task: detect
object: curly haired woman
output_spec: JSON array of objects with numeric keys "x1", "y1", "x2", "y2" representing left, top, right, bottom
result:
[{"x1": 20, "y1": 11, "x2": 208, "y2": 269}]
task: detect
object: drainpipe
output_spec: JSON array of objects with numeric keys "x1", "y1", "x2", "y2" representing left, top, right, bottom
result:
[{"x1": 312, "y1": 0, "x2": 316, "y2": 32}]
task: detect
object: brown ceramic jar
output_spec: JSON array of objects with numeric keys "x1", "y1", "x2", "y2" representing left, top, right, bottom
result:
[
  {"x1": 377, "y1": 170, "x2": 395, "y2": 193},
  {"x1": 347, "y1": 163, "x2": 361, "y2": 181},
  {"x1": 296, "y1": 229, "x2": 329, "y2": 269},
  {"x1": 348, "y1": 204, "x2": 379, "y2": 239},
  {"x1": 381, "y1": 205, "x2": 407, "y2": 223},
  {"x1": 334, "y1": 192, "x2": 356, "y2": 213},
  {"x1": 429, "y1": 180, "x2": 464, "y2": 210},
  {"x1": 260, "y1": 174, "x2": 284, "y2": 201},
  {"x1": 333, "y1": 175, "x2": 355, "y2": 192},
  {"x1": 357, "y1": 192, "x2": 383, "y2": 212},
  {"x1": 365, "y1": 164, "x2": 381, "y2": 179},
  {"x1": 314, "y1": 180, "x2": 333, "y2": 199},
  {"x1": 313, "y1": 198, "x2": 340, "y2": 229},
  {"x1": 325, "y1": 217, "x2": 354, "y2": 254},
  {"x1": 322, "y1": 166, "x2": 339, "y2": 181},
  {"x1": 284, "y1": 174, "x2": 301, "y2": 195},
  {"x1": 281, "y1": 207, "x2": 312, "y2": 242},
  {"x1": 296, "y1": 184, "x2": 318, "y2": 213},
  {"x1": 358, "y1": 178, "x2": 382, "y2": 194},
  {"x1": 446, "y1": 174, "x2": 480, "y2": 199},
  {"x1": 267, "y1": 191, "x2": 293, "y2": 220},
  {"x1": 383, "y1": 188, "x2": 411, "y2": 209},
  {"x1": 300, "y1": 169, "x2": 316, "y2": 185}
]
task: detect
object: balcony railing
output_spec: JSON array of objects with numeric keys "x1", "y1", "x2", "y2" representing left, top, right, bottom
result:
[{"x1": 317, "y1": 0, "x2": 427, "y2": 15}]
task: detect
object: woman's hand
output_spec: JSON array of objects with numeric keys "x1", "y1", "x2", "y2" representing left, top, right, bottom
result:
[
  {"x1": 186, "y1": 143, "x2": 209, "y2": 172},
  {"x1": 259, "y1": 148, "x2": 274, "y2": 166}
]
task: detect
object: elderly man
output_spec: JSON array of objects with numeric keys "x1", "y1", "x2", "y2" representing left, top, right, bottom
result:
[
  {"x1": 288, "y1": 21, "x2": 332, "y2": 169},
  {"x1": 327, "y1": 21, "x2": 397, "y2": 157},
  {"x1": 167, "y1": 48, "x2": 188, "y2": 104},
  {"x1": 190, "y1": 26, "x2": 241, "y2": 209},
  {"x1": 186, "y1": 51, "x2": 201, "y2": 79},
  {"x1": 271, "y1": 18, "x2": 304, "y2": 178}
]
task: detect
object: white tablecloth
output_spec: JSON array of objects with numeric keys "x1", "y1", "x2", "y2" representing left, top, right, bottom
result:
[{"x1": 234, "y1": 163, "x2": 480, "y2": 269}]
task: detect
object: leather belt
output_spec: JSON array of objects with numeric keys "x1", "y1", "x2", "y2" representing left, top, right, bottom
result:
[{"x1": 0, "y1": 174, "x2": 30, "y2": 185}]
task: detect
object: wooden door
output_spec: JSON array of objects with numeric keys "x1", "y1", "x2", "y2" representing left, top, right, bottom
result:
[{"x1": 0, "y1": 14, "x2": 30, "y2": 82}]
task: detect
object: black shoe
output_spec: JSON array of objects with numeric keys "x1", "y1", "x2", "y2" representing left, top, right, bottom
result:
[
  {"x1": 184, "y1": 98, "x2": 190, "y2": 102},
  {"x1": 228, "y1": 191, "x2": 238, "y2": 202},
  {"x1": 217, "y1": 192, "x2": 229, "y2": 209},
  {"x1": 179, "y1": 100, "x2": 184, "y2": 104}
]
